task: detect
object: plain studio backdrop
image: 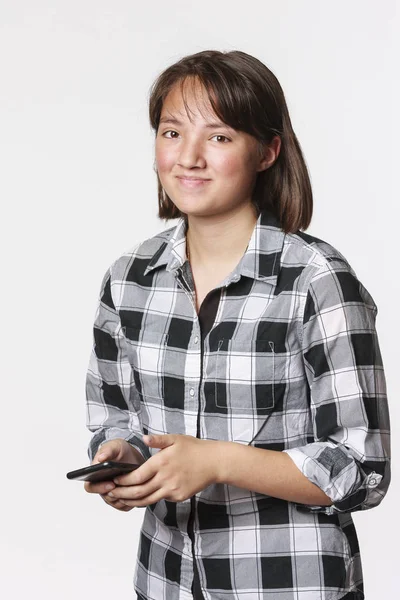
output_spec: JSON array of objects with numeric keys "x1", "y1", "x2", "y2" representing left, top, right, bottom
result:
[{"x1": 0, "y1": 1, "x2": 398, "y2": 598}]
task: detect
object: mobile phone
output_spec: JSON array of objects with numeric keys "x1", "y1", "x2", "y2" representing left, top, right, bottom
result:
[{"x1": 66, "y1": 461, "x2": 140, "y2": 483}]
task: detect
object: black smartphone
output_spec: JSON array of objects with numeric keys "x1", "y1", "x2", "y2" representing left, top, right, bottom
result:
[{"x1": 66, "y1": 461, "x2": 140, "y2": 483}]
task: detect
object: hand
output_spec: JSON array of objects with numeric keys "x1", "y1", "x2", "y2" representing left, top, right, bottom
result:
[
  {"x1": 107, "y1": 433, "x2": 221, "y2": 508},
  {"x1": 84, "y1": 438, "x2": 145, "y2": 512}
]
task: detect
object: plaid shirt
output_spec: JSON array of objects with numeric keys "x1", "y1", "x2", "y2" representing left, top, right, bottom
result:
[{"x1": 86, "y1": 209, "x2": 390, "y2": 600}]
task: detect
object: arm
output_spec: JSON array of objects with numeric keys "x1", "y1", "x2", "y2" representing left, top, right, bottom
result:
[
  {"x1": 107, "y1": 433, "x2": 333, "y2": 507},
  {"x1": 281, "y1": 258, "x2": 391, "y2": 514},
  {"x1": 214, "y1": 259, "x2": 390, "y2": 513},
  {"x1": 214, "y1": 441, "x2": 333, "y2": 505},
  {"x1": 85, "y1": 264, "x2": 149, "y2": 464}
]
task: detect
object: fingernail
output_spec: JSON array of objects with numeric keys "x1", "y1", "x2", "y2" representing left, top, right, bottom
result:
[
  {"x1": 104, "y1": 483, "x2": 114, "y2": 491},
  {"x1": 107, "y1": 491, "x2": 114, "y2": 497}
]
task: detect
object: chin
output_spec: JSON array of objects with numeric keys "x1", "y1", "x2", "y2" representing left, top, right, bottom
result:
[{"x1": 172, "y1": 199, "x2": 214, "y2": 214}]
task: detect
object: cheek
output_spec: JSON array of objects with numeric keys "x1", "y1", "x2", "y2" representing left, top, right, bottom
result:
[
  {"x1": 214, "y1": 154, "x2": 240, "y2": 177},
  {"x1": 155, "y1": 147, "x2": 174, "y2": 175},
  {"x1": 217, "y1": 154, "x2": 255, "y2": 186}
]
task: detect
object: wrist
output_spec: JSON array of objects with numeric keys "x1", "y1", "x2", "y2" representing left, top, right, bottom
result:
[{"x1": 209, "y1": 440, "x2": 231, "y2": 484}]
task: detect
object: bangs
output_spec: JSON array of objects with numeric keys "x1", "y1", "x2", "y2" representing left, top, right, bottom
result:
[{"x1": 164, "y1": 71, "x2": 265, "y2": 141}]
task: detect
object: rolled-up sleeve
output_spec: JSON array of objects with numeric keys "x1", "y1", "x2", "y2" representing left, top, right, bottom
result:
[
  {"x1": 85, "y1": 265, "x2": 150, "y2": 463},
  {"x1": 283, "y1": 258, "x2": 391, "y2": 514}
]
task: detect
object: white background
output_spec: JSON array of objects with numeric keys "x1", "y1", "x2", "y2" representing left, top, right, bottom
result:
[{"x1": 1, "y1": 1, "x2": 398, "y2": 598}]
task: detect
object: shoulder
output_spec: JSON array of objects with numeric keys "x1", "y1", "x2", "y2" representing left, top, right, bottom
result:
[
  {"x1": 283, "y1": 229, "x2": 377, "y2": 311},
  {"x1": 283, "y1": 228, "x2": 352, "y2": 273},
  {"x1": 105, "y1": 224, "x2": 176, "y2": 282}
]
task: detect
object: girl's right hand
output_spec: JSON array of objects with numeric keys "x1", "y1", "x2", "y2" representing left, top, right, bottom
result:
[{"x1": 84, "y1": 438, "x2": 145, "y2": 512}]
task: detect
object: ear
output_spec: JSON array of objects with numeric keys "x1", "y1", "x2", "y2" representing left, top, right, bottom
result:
[{"x1": 257, "y1": 135, "x2": 282, "y2": 173}]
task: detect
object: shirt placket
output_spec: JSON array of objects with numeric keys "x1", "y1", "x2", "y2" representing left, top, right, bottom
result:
[{"x1": 175, "y1": 261, "x2": 240, "y2": 599}]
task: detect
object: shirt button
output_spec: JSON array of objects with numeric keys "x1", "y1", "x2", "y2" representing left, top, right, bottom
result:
[
  {"x1": 369, "y1": 478, "x2": 377, "y2": 487},
  {"x1": 194, "y1": 336, "x2": 199, "y2": 344},
  {"x1": 189, "y1": 388, "x2": 195, "y2": 397}
]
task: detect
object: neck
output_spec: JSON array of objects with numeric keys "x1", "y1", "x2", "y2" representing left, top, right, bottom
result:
[{"x1": 185, "y1": 203, "x2": 258, "y2": 267}]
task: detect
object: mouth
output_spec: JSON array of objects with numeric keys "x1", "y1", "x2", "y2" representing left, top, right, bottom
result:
[{"x1": 176, "y1": 176, "x2": 211, "y2": 188}]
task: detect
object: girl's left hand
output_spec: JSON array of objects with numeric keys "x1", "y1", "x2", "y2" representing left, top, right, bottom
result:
[{"x1": 107, "y1": 434, "x2": 223, "y2": 507}]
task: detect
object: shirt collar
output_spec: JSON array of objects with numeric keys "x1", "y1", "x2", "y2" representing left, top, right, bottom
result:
[{"x1": 143, "y1": 208, "x2": 286, "y2": 286}]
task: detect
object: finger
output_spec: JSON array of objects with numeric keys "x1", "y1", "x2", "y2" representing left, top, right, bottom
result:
[
  {"x1": 108, "y1": 479, "x2": 158, "y2": 501},
  {"x1": 113, "y1": 461, "x2": 155, "y2": 486},
  {"x1": 119, "y1": 499, "x2": 139, "y2": 509},
  {"x1": 118, "y1": 490, "x2": 164, "y2": 508},
  {"x1": 105, "y1": 499, "x2": 131, "y2": 511},
  {"x1": 101, "y1": 494, "x2": 132, "y2": 512},
  {"x1": 84, "y1": 481, "x2": 116, "y2": 495}
]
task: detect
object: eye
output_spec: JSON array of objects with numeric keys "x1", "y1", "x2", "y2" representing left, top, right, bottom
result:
[
  {"x1": 160, "y1": 130, "x2": 231, "y2": 143},
  {"x1": 211, "y1": 134, "x2": 230, "y2": 143},
  {"x1": 161, "y1": 130, "x2": 179, "y2": 138}
]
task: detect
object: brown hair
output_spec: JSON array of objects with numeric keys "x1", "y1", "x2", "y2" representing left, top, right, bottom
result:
[{"x1": 148, "y1": 50, "x2": 313, "y2": 233}]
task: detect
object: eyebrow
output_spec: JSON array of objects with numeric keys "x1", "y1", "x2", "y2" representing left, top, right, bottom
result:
[{"x1": 159, "y1": 116, "x2": 231, "y2": 129}]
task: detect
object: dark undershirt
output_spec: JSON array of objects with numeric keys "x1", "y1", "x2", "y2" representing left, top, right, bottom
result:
[{"x1": 197, "y1": 287, "x2": 221, "y2": 340}]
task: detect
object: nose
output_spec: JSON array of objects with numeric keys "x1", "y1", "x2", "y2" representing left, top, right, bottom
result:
[{"x1": 177, "y1": 137, "x2": 206, "y2": 169}]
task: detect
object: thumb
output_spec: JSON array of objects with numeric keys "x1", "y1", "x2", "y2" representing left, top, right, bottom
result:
[
  {"x1": 93, "y1": 440, "x2": 121, "y2": 464},
  {"x1": 143, "y1": 433, "x2": 175, "y2": 449}
]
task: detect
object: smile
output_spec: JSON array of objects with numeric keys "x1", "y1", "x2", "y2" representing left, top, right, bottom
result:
[{"x1": 176, "y1": 177, "x2": 211, "y2": 188}]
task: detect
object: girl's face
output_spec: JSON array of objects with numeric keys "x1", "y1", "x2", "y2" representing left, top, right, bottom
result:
[{"x1": 155, "y1": 78, "x2": 273, "y2": 220}]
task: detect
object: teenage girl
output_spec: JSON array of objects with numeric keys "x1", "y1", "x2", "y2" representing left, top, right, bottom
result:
[{"x1": 84, "y1": 50, "x2": 390, "y2": 600}]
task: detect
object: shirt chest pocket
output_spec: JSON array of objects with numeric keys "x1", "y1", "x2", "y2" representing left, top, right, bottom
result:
[
  {"x1": 122, "y1": 327, "x2": 169, "y2": 400},
  {"x1": 210, "y1": 337, "x2": 279, "y2": 413}
]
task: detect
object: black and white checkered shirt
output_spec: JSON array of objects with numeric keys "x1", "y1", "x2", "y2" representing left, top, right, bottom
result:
[{"x1": 86, "y1": 209, "x2": 390, "y2": 600}]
